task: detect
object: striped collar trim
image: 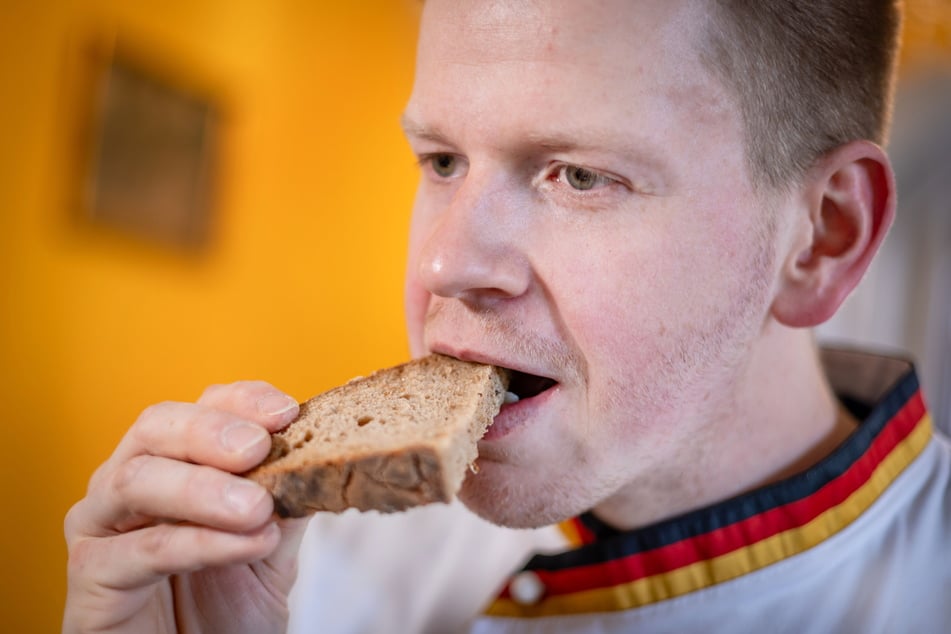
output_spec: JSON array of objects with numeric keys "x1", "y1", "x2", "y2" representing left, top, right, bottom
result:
[{"x1": 487, "y1": 361, "x2": 931, "y2": 618}]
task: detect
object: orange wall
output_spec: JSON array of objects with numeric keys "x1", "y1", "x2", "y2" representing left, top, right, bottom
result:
[
  {"x1": 0, "y1": 1, "x2": 419, "y2": 630},
  {"x1": 2, "y1": 1, "x2": 949, "y2": 631}
]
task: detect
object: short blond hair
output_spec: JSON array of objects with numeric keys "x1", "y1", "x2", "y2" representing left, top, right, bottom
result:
[{"x1": 701, "y1": 1, "x2": 903, "y2": 189}]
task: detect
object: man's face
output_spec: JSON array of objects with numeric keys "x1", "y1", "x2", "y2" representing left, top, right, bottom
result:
[{"x1": 402, "y1": 0, "x2": 784, "y2": 528}]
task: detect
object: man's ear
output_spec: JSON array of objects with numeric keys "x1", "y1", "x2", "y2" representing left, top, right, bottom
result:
[{"x1": 771, "y1": 140, "x2": 896, "y2": 328}]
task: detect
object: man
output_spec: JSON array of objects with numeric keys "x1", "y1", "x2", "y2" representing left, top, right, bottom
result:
[{"x1": 63, "y1": 1, "x2": 951, "y2": 632}]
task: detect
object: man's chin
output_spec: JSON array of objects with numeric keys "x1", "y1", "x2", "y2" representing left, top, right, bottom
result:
[{"x1": 457, "y1": 470, "x2": 578, "y2": 529}]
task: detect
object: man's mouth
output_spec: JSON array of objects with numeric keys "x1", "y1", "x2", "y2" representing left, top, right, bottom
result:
[
  {"x1": 502, "y1": 369, "x2": 558, "y2": 404},
  {"x1": 480, "y1": 367, "x2": 558, "y2": 441}
]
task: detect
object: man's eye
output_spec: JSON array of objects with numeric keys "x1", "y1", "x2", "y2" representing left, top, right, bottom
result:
[
  {"x1": 565, "y1": 166, "x2": 596, "y2": 190},
  {"x1": 557, "y1": 165, "x2": 613, "y2": 191},
  {"x1": 430, "y1": 154, "x2": 457, "y2": 177}
]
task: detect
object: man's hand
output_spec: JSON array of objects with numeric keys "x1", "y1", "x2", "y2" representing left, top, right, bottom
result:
[{"x1": 63, "y1": 381, "x2": 308, "y2": 634}]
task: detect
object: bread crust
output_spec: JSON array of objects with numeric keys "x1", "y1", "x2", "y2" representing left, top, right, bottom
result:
[{"x1": 253, "y1": 449, "x2": 445, "y2": 516}]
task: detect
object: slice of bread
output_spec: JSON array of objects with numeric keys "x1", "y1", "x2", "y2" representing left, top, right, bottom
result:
[{"x1": 245, "y1": 354, "x2": 509, "y2": 517}]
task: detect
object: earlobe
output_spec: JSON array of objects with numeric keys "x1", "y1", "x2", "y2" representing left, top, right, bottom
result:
[{"x1": 772, "y1": 141, "x2": 895, "y2": 328}]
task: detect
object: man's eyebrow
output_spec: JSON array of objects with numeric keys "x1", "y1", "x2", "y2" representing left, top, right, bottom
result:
[
  {"x1": 400, "y1": 113, "x2": 448, "y2": 143},
  {"x1": 526, "y1": 130, "x2": 672, "y2": 181},
  {"x1": 400, "y1": 115, "x2": 670, "y2": 183}
]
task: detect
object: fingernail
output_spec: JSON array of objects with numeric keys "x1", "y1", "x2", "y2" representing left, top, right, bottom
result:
[
  {"x1": 257, "y1": 393, "x2": 298, "y2": 417},
  {"x1": 225, "y1": 480, "x2": 267, "y2": 513},
  {"x1": 221, "y1": 422, "x2": 269, "y2": 454}
]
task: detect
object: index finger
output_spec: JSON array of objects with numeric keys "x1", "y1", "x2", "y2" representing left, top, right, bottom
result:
[
  {"x1": 198, "y1": 381, "x2": 300, "y2": 432},
  {"x1": 108, "y1": 401, "x2": 274, "y2": 475}
]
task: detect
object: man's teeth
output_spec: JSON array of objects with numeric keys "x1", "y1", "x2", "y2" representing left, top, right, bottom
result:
[{"x1": 504, "y1": 391, "x2": 521, "y2": 404}]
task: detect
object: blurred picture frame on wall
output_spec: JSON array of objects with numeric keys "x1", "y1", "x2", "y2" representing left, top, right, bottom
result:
[{"x1": 74, "y1": 33, "x2": 221, "y2": 250}]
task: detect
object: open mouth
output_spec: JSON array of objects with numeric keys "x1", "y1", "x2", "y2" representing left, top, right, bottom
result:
[{"x1": 503, "y1": 369, "x2": 558, "y2": 404}]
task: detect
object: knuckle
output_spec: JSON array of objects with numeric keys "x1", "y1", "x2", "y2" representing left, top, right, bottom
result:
[
  {"x1": 63, "y1": 501, "x2": 85, "y2": 542},
  {"x1": 135, "y1": 401, "x2": 213, "y2": 448},
  {"x1": 203, "y1": 380, "x2": 276, "y2": 408},
  {"x1": 132, "y1": 401, "x2": 178, "y2": 444},
  {"x1": 66, "y1": 537, "x2": 95, "y2": 579},
  {"x1": 86, "y1": 460, "x2": 111, "y2": 494},
  {"x1": 201, "y1": 380, "x2": 270, "y2": 403},
  {"x1": 138, "y1": 523, "x2": 175, "y2": 560},
  {"x1": 112, "y1": 454, "x2": 149, "y2": 497},
  {"x1": 234, "y1": 379, "x2": 272, "y2": 392},
  {"x1": 136, "y1": 400, "x2": 172, "y2": 424},
  {"x1": 199, "y1": 382, "x2": 227, "y2": 402},
  {"x1": 230, "y1": 380, "x2": 272, "y2": 406}
]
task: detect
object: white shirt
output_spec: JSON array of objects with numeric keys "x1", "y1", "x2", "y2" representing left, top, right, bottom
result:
[{"x1": 289, "y1": 350, "x2": 951, "y2": 633}]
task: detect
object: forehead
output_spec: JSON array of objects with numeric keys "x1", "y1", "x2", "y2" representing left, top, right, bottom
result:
[
  {"x1": 407, "y1": 0, "x2": 737, "y2": 148},
  {"x1": 419, "y1": 0, "x2": 698, "y2": 66}
]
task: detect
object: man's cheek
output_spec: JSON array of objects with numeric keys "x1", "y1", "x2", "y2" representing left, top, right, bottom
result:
[{"x1": 568, "y1": 283, "x2": 666, "y2": 356}]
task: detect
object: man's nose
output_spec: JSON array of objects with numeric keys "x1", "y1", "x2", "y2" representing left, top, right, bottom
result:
[{"x1": 415, "y1": 174, "x2": 531, "y2": 306}]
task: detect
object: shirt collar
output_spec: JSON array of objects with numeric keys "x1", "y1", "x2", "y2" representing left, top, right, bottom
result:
[{"x1": 487, "y1": 349, "x2": 933, "y2": 618}]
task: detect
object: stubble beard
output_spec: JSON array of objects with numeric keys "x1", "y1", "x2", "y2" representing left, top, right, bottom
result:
[
  {"x1": 588, "y1": 204, "x2": 782, "y2": 527},
  {"x1": 453, "y1": 210, "x2": 781, "y2": 530}
]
